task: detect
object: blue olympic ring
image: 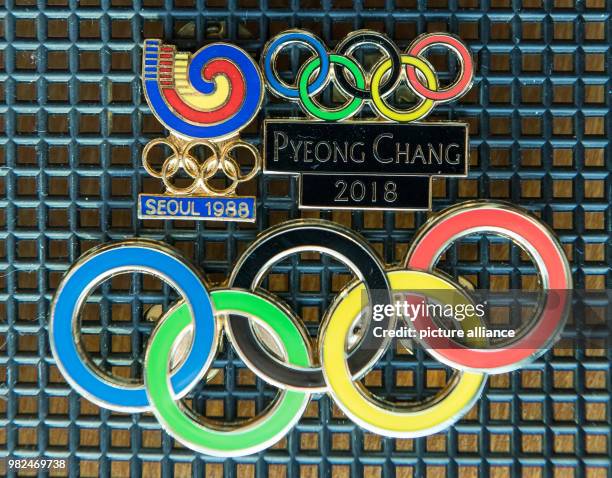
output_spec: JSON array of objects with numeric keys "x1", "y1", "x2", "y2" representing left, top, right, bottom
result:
[
  {"x1": 263, "y1": 31, "x2": 330, "y2": 99},
  {"x1": 144, "y1": 41, "x2": 262, "y2": 140},
  {"x1": 49, "y1": 242, "x2": 217, "y2": 412}
]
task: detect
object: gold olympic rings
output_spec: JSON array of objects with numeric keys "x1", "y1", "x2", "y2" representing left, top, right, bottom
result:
[{"x1": 142, "y1": 135, "x2": 261, "y2": 196}]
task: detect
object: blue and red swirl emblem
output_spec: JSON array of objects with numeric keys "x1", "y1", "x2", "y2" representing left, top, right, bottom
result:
[{"x1": 142, "y1": 40, "x2": 263, "y2": 140}]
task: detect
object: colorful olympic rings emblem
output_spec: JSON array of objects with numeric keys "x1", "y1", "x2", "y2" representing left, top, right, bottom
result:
[
  {"x1": 49, "y1": 201, "x2": 570, "y2": 455},
  {"x1": 262, "y1": 30, "x2": 474, "y2": 122}
]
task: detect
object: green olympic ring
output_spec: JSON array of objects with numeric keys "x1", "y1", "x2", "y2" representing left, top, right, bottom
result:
[
  {"x1": 144, "y1": 289, "x2": 312, "y2": 457},
  {"x1": 297, "y1": 53, "x2": 365, "y2": 121}
]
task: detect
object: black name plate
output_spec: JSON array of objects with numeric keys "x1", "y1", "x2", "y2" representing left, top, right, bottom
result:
[
  {"x1": 264, "y1": 120, "x2": 468, "y2": 176},
  {"x1": 300, "y1": 174, "x2": 430, "y2": 210}
]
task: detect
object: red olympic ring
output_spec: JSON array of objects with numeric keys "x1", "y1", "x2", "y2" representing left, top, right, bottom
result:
[
  {"x1": 406, "y1": 33, "x2": 474, "y2": 102},
  {"x1": 404, "y1": 202, "x2": 572, "y2": 373}
]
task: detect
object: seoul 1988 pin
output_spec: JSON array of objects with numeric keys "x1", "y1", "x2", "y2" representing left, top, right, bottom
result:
[
  {"x1": 139, "y1": 39, "x2": 263, "y2": 222},
  {"x1": 261, "y1": 30, "x2": 474, "y2": 212}
]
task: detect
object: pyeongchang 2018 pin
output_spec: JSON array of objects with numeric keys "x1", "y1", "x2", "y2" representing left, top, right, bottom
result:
[
  {"x1": 139, "y1": 40, "x2": 263, "y2": 222},
  {"x1": 261, "y1": 30, "x2": 474, "y2": 211}
]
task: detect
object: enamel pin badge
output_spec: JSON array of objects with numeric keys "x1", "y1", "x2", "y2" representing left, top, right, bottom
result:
[
  {"x1": 50, "y1": 201, "x2": 571, "y2": 454},
  {"x1": 140, "y1": 40, "x2": 263, "y2": 221},
  {"x1": 261, "y1": 30, "x2": 474, "y2": 211}
]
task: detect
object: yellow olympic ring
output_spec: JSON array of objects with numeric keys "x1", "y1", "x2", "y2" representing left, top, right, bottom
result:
[
  {"x1": 370, "y1": 55, "x2": 438, "y2": 122},
  {"x1": 320, "y1": 270, "x2": 486, "y2": 438}
]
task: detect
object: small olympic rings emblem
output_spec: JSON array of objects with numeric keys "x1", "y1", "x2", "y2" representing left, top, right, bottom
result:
[
  {"x1": 49, "y1": 201, "x2": 570, "y2": 456},
  {"x1": 142, "y1": 136, "x2": 260, "y2": 196},
  {"x1": 262, "y1": 29, "x2": 474, "y2": 122}
]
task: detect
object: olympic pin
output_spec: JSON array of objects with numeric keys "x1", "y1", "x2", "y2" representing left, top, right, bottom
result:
[
  {"x1": 262, "y1": 30, "x2": 474, "y2": 211},
  {"x1": 49, "y1": 201, "x2": 570, "y2": 455},
  {"x1": 51, "y1": 32, "x2": 572, "y2": 457},
  {"x1": 139, "y1": 40, "x2": 263, "y2": 222}
]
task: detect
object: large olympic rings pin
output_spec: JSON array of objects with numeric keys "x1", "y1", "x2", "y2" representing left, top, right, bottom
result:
[
  {"x1": 262, "y1": 30, "x2": 474, "y2": 122},
  {"x1": 49, "y1": 201, "x2": 570, "y2": 455}
]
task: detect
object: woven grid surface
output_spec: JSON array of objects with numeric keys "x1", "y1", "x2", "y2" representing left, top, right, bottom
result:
[{"x1": 1, "y1": 0, "x2": 611, "y2": 477}]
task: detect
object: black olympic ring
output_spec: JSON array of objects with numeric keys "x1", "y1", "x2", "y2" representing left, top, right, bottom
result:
[
  {"x1": 334, "y1": 31, "x2": 402, "y2": 100},
  {"x1": 227, "y1": 220, "x2": 394, "y2": 391}
]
